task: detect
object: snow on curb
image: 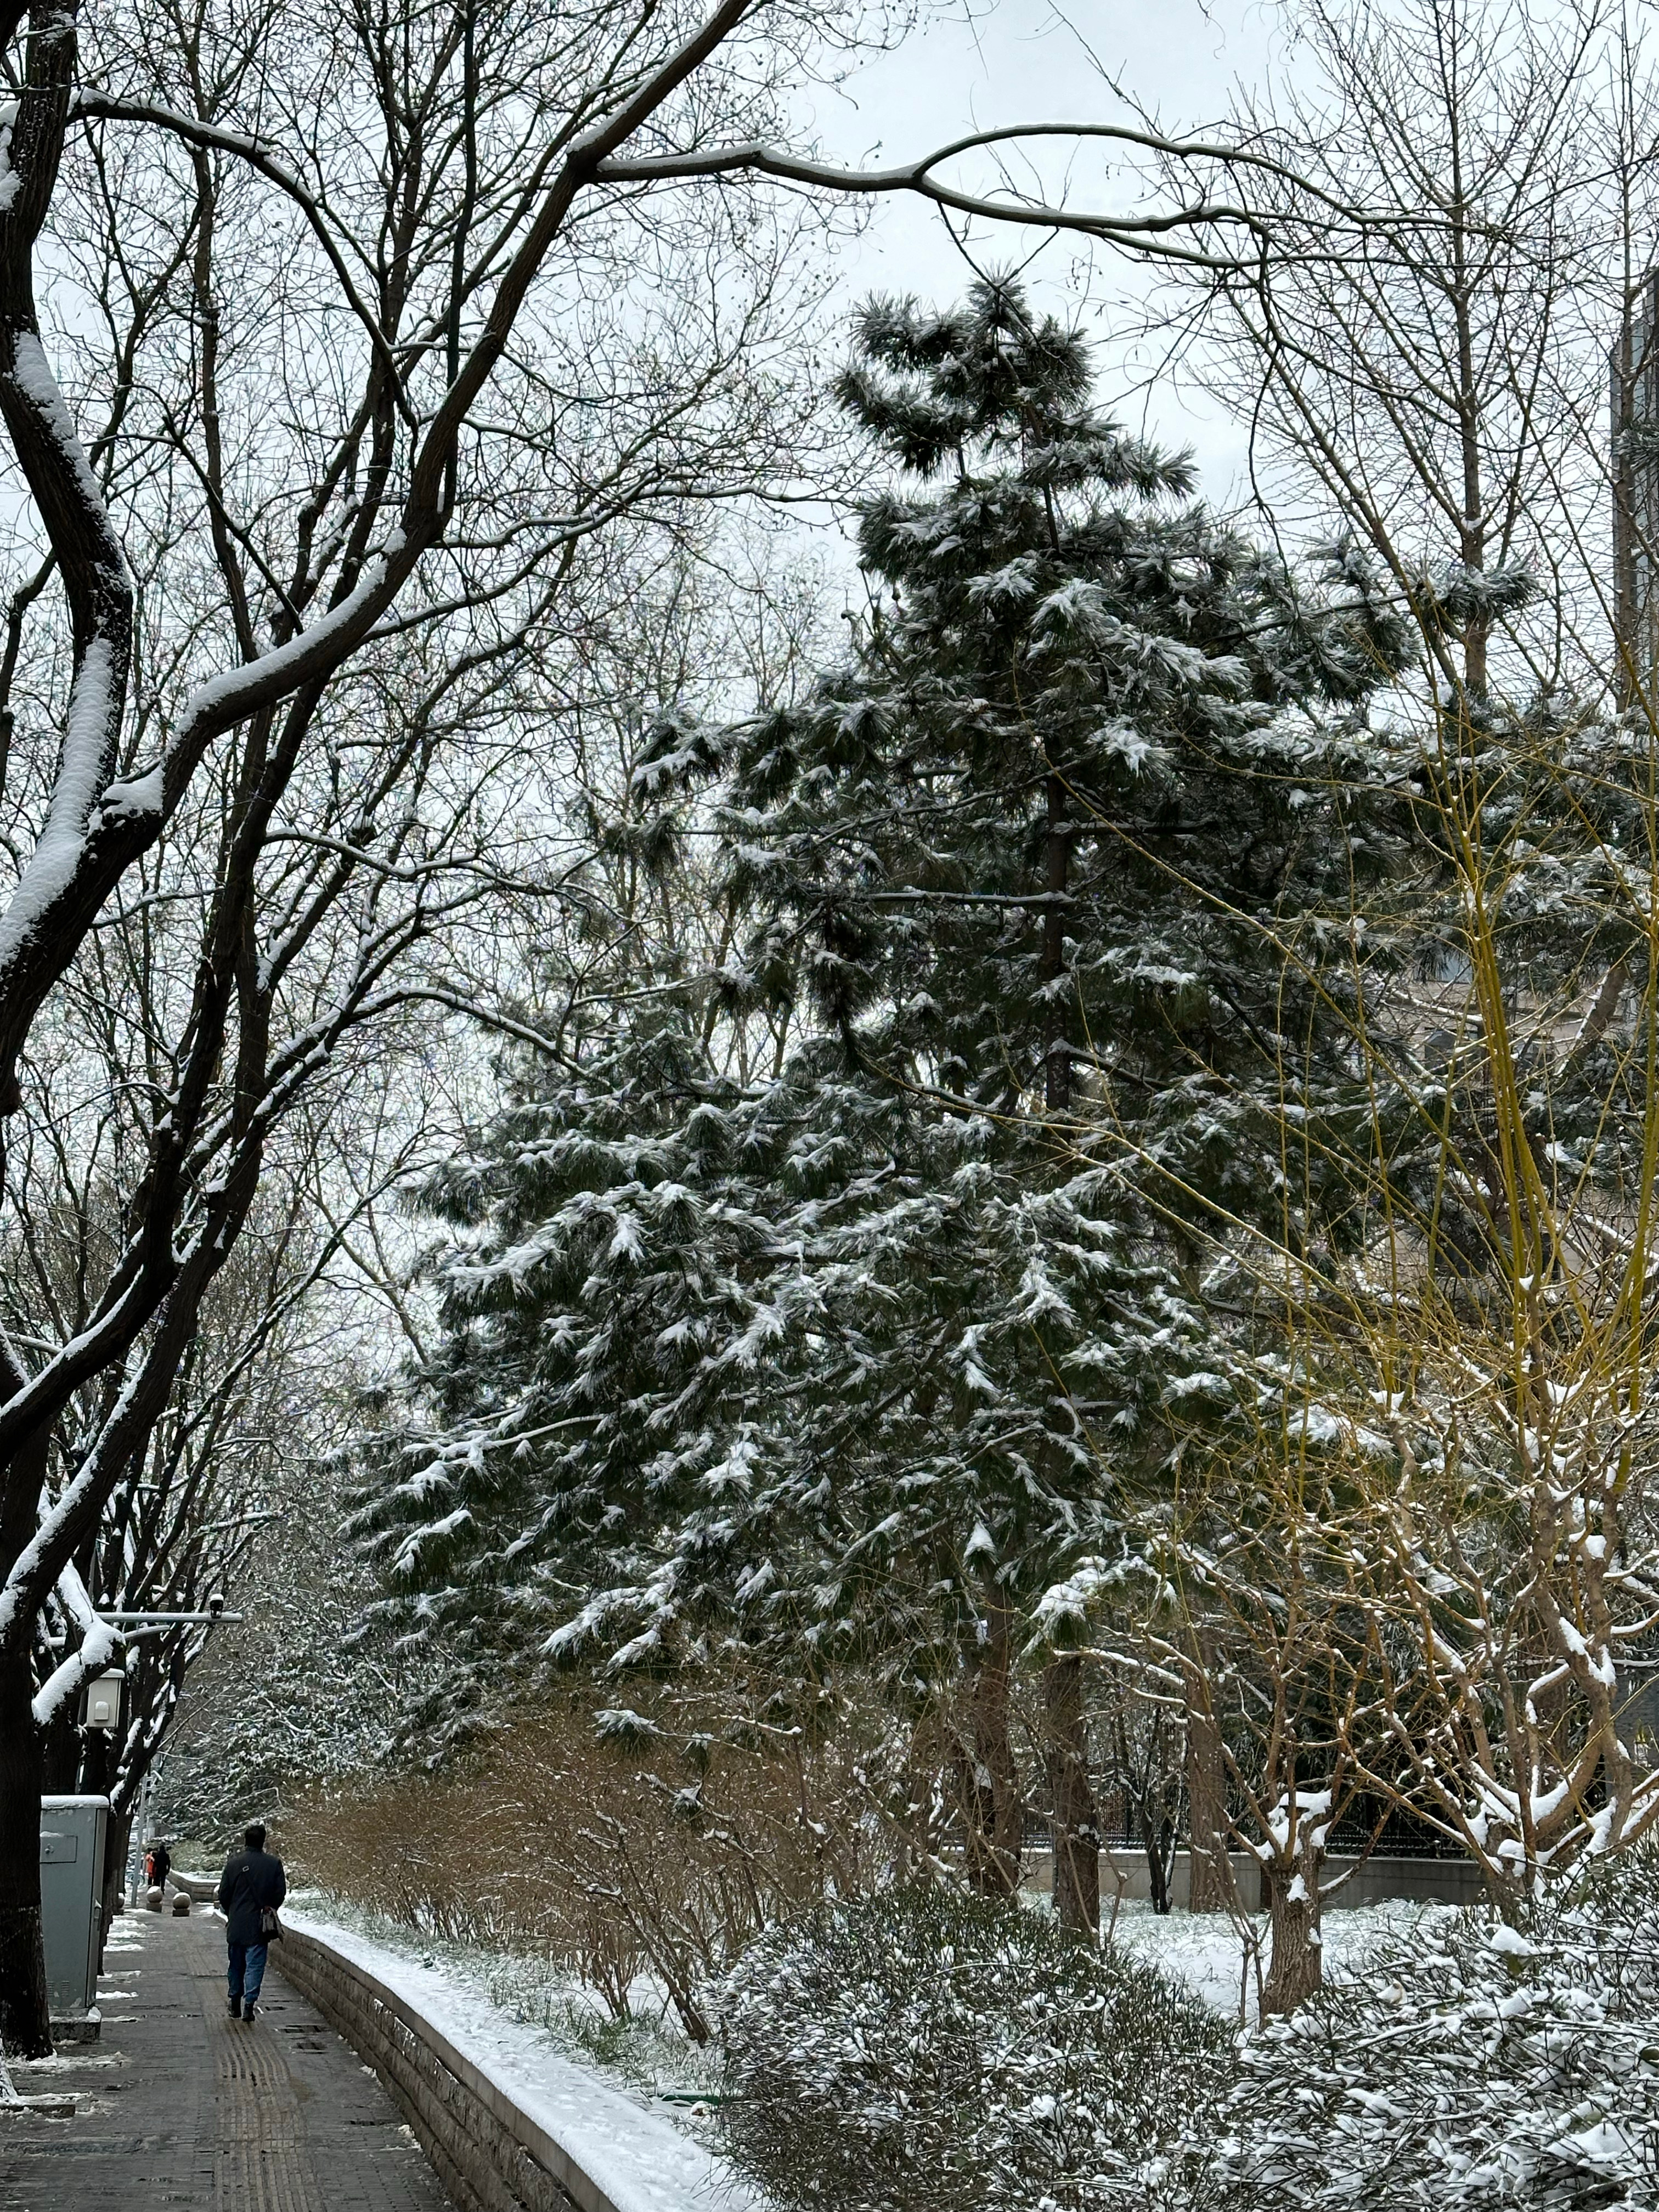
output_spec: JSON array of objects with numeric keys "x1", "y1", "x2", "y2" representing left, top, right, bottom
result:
[{"x1": 283, "y1": 1911, "x2": 757, "y2": 2212}]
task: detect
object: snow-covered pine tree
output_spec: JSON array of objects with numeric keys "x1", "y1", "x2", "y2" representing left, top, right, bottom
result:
[
  {"x1": 690, "y1": 279, "x2": 1414, "y2": 1923},
  {"x1": 352, "y1": 279, "x2": 1412, "y2": 1928}
]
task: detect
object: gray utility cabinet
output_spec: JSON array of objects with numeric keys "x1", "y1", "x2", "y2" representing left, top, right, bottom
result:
[{"x1": 40, "y1": 1795, "x2": 109, "y2": 2016}]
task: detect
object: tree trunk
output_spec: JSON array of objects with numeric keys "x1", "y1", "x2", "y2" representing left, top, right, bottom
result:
[
  {"x1": 40, "y1": 1701, "x2": 79, "y2": 1795},
  {"x1": 99, "y1": 1807, "x2": 131, "y2": 1970},
  {"x1": 76, "y1": 1718, "x2": 113, "y2": 1798},
  {"x1": 962, "y1": 1598, "x2": 1020, "y2": 1897},
  {"x1": 1261, "y1": 1844, "x2": 1324, "y2": 2016},
  {"x1": 903, "y1": 1719, "x2": 939, "y2": 1881},
  {"x1": 1448, "y1": 190, "x2": 1487, "y2": 705},
  {"x1": 0, "y1": 1640, "x2": 52, "y2": 2054},
  {"x1": 1184, "y1": 1654, "x2": 1230, "y2": 1914},
  {"x1": 1045, "y1": 1652, "x2": 1100, "y2": 1935},
  {"x1": 74, "y1": 1727, "x2": 117, "y2": 1973},
  {"x1": 1146, "y1": 1809, "x2": 1175, "y2": 1916},
  {"x1": 1043, "y1": 770, "x2": 1070, "y2": 1115}
]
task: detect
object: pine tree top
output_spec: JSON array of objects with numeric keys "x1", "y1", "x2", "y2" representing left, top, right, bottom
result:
[{"x1": 835, "y1": 279, "x2": 1191, "y2": 501}]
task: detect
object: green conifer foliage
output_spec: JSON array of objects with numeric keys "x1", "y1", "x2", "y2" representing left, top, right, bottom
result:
[{"x1": 350, "y1": 279, "x2": 1413, "y2": 1761}]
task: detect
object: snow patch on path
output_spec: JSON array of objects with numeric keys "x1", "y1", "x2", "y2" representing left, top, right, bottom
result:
[{"x1": 285, "y1": 1910, "x2": 758, "y2": 2212}]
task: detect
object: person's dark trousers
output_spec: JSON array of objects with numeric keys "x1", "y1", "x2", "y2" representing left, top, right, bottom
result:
[{"x1": 228, "y1": 1941, "x2": 269, "y2": 2009}]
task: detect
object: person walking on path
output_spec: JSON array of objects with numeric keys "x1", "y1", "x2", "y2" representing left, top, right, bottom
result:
[{"x1": 217, "y1": 1822, "x2": 286, "y2": 2023}]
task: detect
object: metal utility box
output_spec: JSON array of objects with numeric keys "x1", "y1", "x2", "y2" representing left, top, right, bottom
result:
[{"x1": 40, "y1": 1795, "x2": 109, "y2": 2016}]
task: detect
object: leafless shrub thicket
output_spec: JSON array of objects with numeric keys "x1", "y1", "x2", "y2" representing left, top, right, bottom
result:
[{"x1": 290, "y1": 1695, "x2": 893, "y2": 2040}]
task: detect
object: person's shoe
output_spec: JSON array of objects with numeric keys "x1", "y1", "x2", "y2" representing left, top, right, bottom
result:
[
  {"x1": 228, "y1": 1995, "x2": 241, "y2": 2018},
  {"x1": 242, "y1": 2002, "x2": 257, "y2": 2024}
]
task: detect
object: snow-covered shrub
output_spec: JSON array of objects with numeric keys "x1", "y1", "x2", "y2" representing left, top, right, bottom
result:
[
  {"x1": 1222, "y1": 1848, "x2": 1659, "y2": 2208},
  {"x1": 719, "y1": 1884, "x2": 1234, "y2": 2212}
]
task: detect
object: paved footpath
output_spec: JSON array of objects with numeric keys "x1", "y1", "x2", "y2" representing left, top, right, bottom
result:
[{"x1": 0, "y1": 1899, "x2": 452, "y2": 2211}]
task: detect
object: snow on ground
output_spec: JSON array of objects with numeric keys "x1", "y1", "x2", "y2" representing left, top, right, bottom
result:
[
  {"x1": 280, "y1": 1904, "x2": 754, "y2": 2212},
  {"x1": 1109, "y1": 1893, "x2": 1456, "y2": 2020},
  {"x1": 266, "y1": 1887, "x2": 714, "y2": 2097}
]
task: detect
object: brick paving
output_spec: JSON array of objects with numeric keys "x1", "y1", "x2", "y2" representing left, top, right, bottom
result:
[{"x1": 0, "y1": 1899, "x2": 453, "y2": 2211}]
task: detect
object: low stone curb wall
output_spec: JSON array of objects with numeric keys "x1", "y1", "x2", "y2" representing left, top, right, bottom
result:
[{"x1": 274, "y1": 1926, "x2": 599, "y2": 2212}]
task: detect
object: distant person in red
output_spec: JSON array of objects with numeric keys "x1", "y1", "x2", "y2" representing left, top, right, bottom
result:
[
  {"x1": 145, "y1": 1840, "x2": 172, "y2": 1891},
  {"x1": 217, "y1": 1823, "x2": 286, "y2": 2023}
]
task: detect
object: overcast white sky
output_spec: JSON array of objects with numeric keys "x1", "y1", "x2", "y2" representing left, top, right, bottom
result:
[{"x1": 793, "y1": 1, "x2": 1298, "y2": 498}]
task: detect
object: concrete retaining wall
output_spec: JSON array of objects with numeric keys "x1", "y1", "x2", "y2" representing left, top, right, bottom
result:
[
  {"x1": 1309, "y1": 1852, "x2": 1485, "y2": 1908},
  {"x1": 1022, "y1": 1846, "x2": 1486, "y2": 1910},
  {"x1": 274, "y1": 1926, "x2": 597, "y2": 2212}
]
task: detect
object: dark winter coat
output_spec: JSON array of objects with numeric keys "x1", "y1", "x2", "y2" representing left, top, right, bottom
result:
[{"x1": 217, "y1": 1847, "x2": 286, "y2": 1948}]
